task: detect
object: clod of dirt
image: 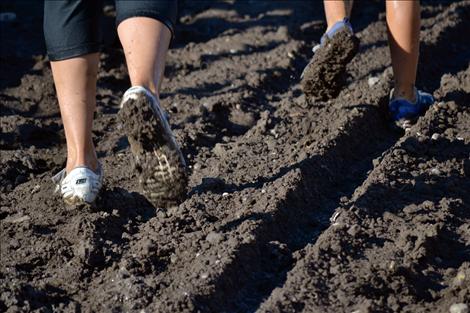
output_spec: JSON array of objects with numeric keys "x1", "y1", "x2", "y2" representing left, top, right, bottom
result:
[
  {"x1": 368, "y1": 76, "x2": 380, "y2": 87},
  {"x1": 450, "y1": 303, "x2": 469, "y2": 313},
  {"x1": 206, "y1": 231, "x2": 223, "y2": 244}
]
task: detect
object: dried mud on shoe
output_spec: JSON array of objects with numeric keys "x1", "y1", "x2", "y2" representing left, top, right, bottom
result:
[
  {"x1": 301, "y1": 29, "x2": 359, "y2": 101},
  {"x1": 118, "y1": 96, "x2": 188, "y2": 207}
]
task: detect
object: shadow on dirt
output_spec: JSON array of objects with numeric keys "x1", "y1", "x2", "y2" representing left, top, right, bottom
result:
[
  {"x1": 418, "y1": 3, "x2": 470, "y2": 91},
  {"x1": 175, "y1": 1, "x2": 324, "y2": 45},
  {"x1": 0, "y1": 1, "x2": 45, "y2": 89},
  {"x1": 0, "y1": 123, "x2": 63, "y2": 150},
  {"x1": 11, "y1": 283, "x2": 77, "y2": 313},
  {"x1": 354, "y1": 136, "x2": 470, "y2": 301},
  {"x1": 193, "y1": 99, "x2": 400, "y2": 312},
  {"x1": 72, "y1": 188, "x2": 158, "y2": 271}
]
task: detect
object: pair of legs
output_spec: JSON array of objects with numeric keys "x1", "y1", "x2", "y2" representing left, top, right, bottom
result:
[
  {"x1": 51, "y1": 18, "x2": 171, "y2": 173},
  {"x1": 324, "y1": 0, "x2": 420, "y2": 101}
]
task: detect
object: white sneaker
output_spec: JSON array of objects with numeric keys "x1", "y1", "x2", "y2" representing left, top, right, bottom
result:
[
  {"x1": 119, "y1": 86, "x2": 187, "y2": 207},
  {"x1": 52, "y1": 165, "x2": 103, "y2": 205}
]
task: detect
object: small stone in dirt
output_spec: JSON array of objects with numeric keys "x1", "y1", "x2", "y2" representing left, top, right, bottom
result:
[
  {"x1": 10, "y1": 238, "x2": 20, "y2": 249},
  {"x1": 432, "y1": 133, "x2": 440, "y2": 140},
  {"x1": 203, "y1": 101, "x2": 221, "y2": 113},
  {"x1": 222, "y1": 192, "x2": 229, "y2": 197},
  {"x1": 401, "y1": 120, "x2": 413, "y2": 130},
  {"x1": 448, "y1": 101, "x2": 458, "y2": 111},
  {"x1": 453, "y1": 271, "x2": 466, "y2": 286},
  {"x1": 213, "y1": 143, "x2": 226, "y2": 157},
  {"x1": 200, "y1": 272, "x2": 209, "y2": 279},
  {"x1": 229, "y1": 109, "x2": 256, "y2": 130},
  {"x1": 372, "y1": 158, "x2": 380, "y2": 167},
  {"x1": 368, "y1": 76, "x2": 380, "y2": 87},
  {"x1": 31, "y1": 185, "x2": 40, "y2": 194},
  {"x1": 450, "y1": 303, "x2": 468, "y2": 313},
  {"x1": 430, "y1": 168, "x2": 441, "y2": 176},
  {"x1": 330, "y1": 211, "x2": 341, "y2": 223},
  {"x1": 6, "y1": 214, "x2": 31, "y2": 224},
  {"x1": 347, "y1": 224, "x2": 361, "y2": 237},
  {"x1": 206, "y1": 231, "x2": 223, "y2": 244}
]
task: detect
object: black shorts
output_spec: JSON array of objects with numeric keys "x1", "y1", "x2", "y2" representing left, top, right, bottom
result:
[{"x1": 44, "y1": 0, "x2": 177, "y2": 61}]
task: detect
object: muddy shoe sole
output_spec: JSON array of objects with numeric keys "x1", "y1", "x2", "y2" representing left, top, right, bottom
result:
[
  {"x1": 301, "y1": 29, "x2": 360, "y2": 101},
  {"x1": 118, "y1": 91, "x2": 188, "y2": 207}
]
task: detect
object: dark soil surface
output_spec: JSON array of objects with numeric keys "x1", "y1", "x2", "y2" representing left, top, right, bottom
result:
[{"x1": 1, "y1": 1, "x2": 469, "y2": 313}]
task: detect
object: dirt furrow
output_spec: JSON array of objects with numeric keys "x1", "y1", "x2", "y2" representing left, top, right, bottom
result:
[
  {"x1": 157, "y1": 3, "x2": 470, "y2": 311},
  {"x1": 70, "y1": 8, "x2": 403, "y2": 311},
  {"x1": 0, "y1": 4, "x2": 318, "y2": 311},
  {"x1": 258, "y1": 64, "x2": 470, "y2": 313}
]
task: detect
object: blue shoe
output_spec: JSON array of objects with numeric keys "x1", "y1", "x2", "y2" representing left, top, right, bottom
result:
[
  {"x1": 311, "y1": 18, "x2": 354, "y2": 53},
  {"x1": 321, "y1": 18, "x2": 354, "y2": 45},
  {"x1": 389, "y1": 88, "x2": 434, "y2": 125}
]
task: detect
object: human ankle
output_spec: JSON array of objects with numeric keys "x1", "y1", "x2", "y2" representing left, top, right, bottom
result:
[
  {"x1": 393, "y1": 84, "x2": 416, "y2": 102},
  {"x1": 131, "y1": 81, "x2": 159, "y2": 97},
  {"x1": 66, "y1": 152, "x2": 98, "y2": 173},
  {"x1": 326, "y1": 17, "x2": 349, "y2": 33}
]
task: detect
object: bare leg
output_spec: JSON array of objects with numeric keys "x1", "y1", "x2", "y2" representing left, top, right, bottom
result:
[
  {"x1": 324, "y1": 0, "x2": 354, "y2": 31},
  {"x1": 117, "y1": 17, "x2": 187, "y2": 207},
  {"x1": 117, "y1": 17, "x2": 171, "y2": 97},
  {"x1": 50, "y1": 53, "x2": 99, "y2": 173},
  {"x1": 386, "y1": 0, "x2": 420, "y2": 101}
]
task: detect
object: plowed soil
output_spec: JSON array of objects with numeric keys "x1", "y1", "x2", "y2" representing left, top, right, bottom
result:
[{"x1": 1, "y1": 1, "x2": 469, "y2": 313}]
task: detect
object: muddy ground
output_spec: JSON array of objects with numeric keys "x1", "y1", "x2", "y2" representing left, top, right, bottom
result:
[{"x1": 1, "y1": 1, "x2": 469, "y2": 312}]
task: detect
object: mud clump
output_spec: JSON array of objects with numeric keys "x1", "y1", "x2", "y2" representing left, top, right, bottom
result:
[
  {"x1": 301, "y1": 29, "x2": 360, "y2": 101},
  {"x1": 118, "y1": 93, "x2": 188, "y2": 208}
]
